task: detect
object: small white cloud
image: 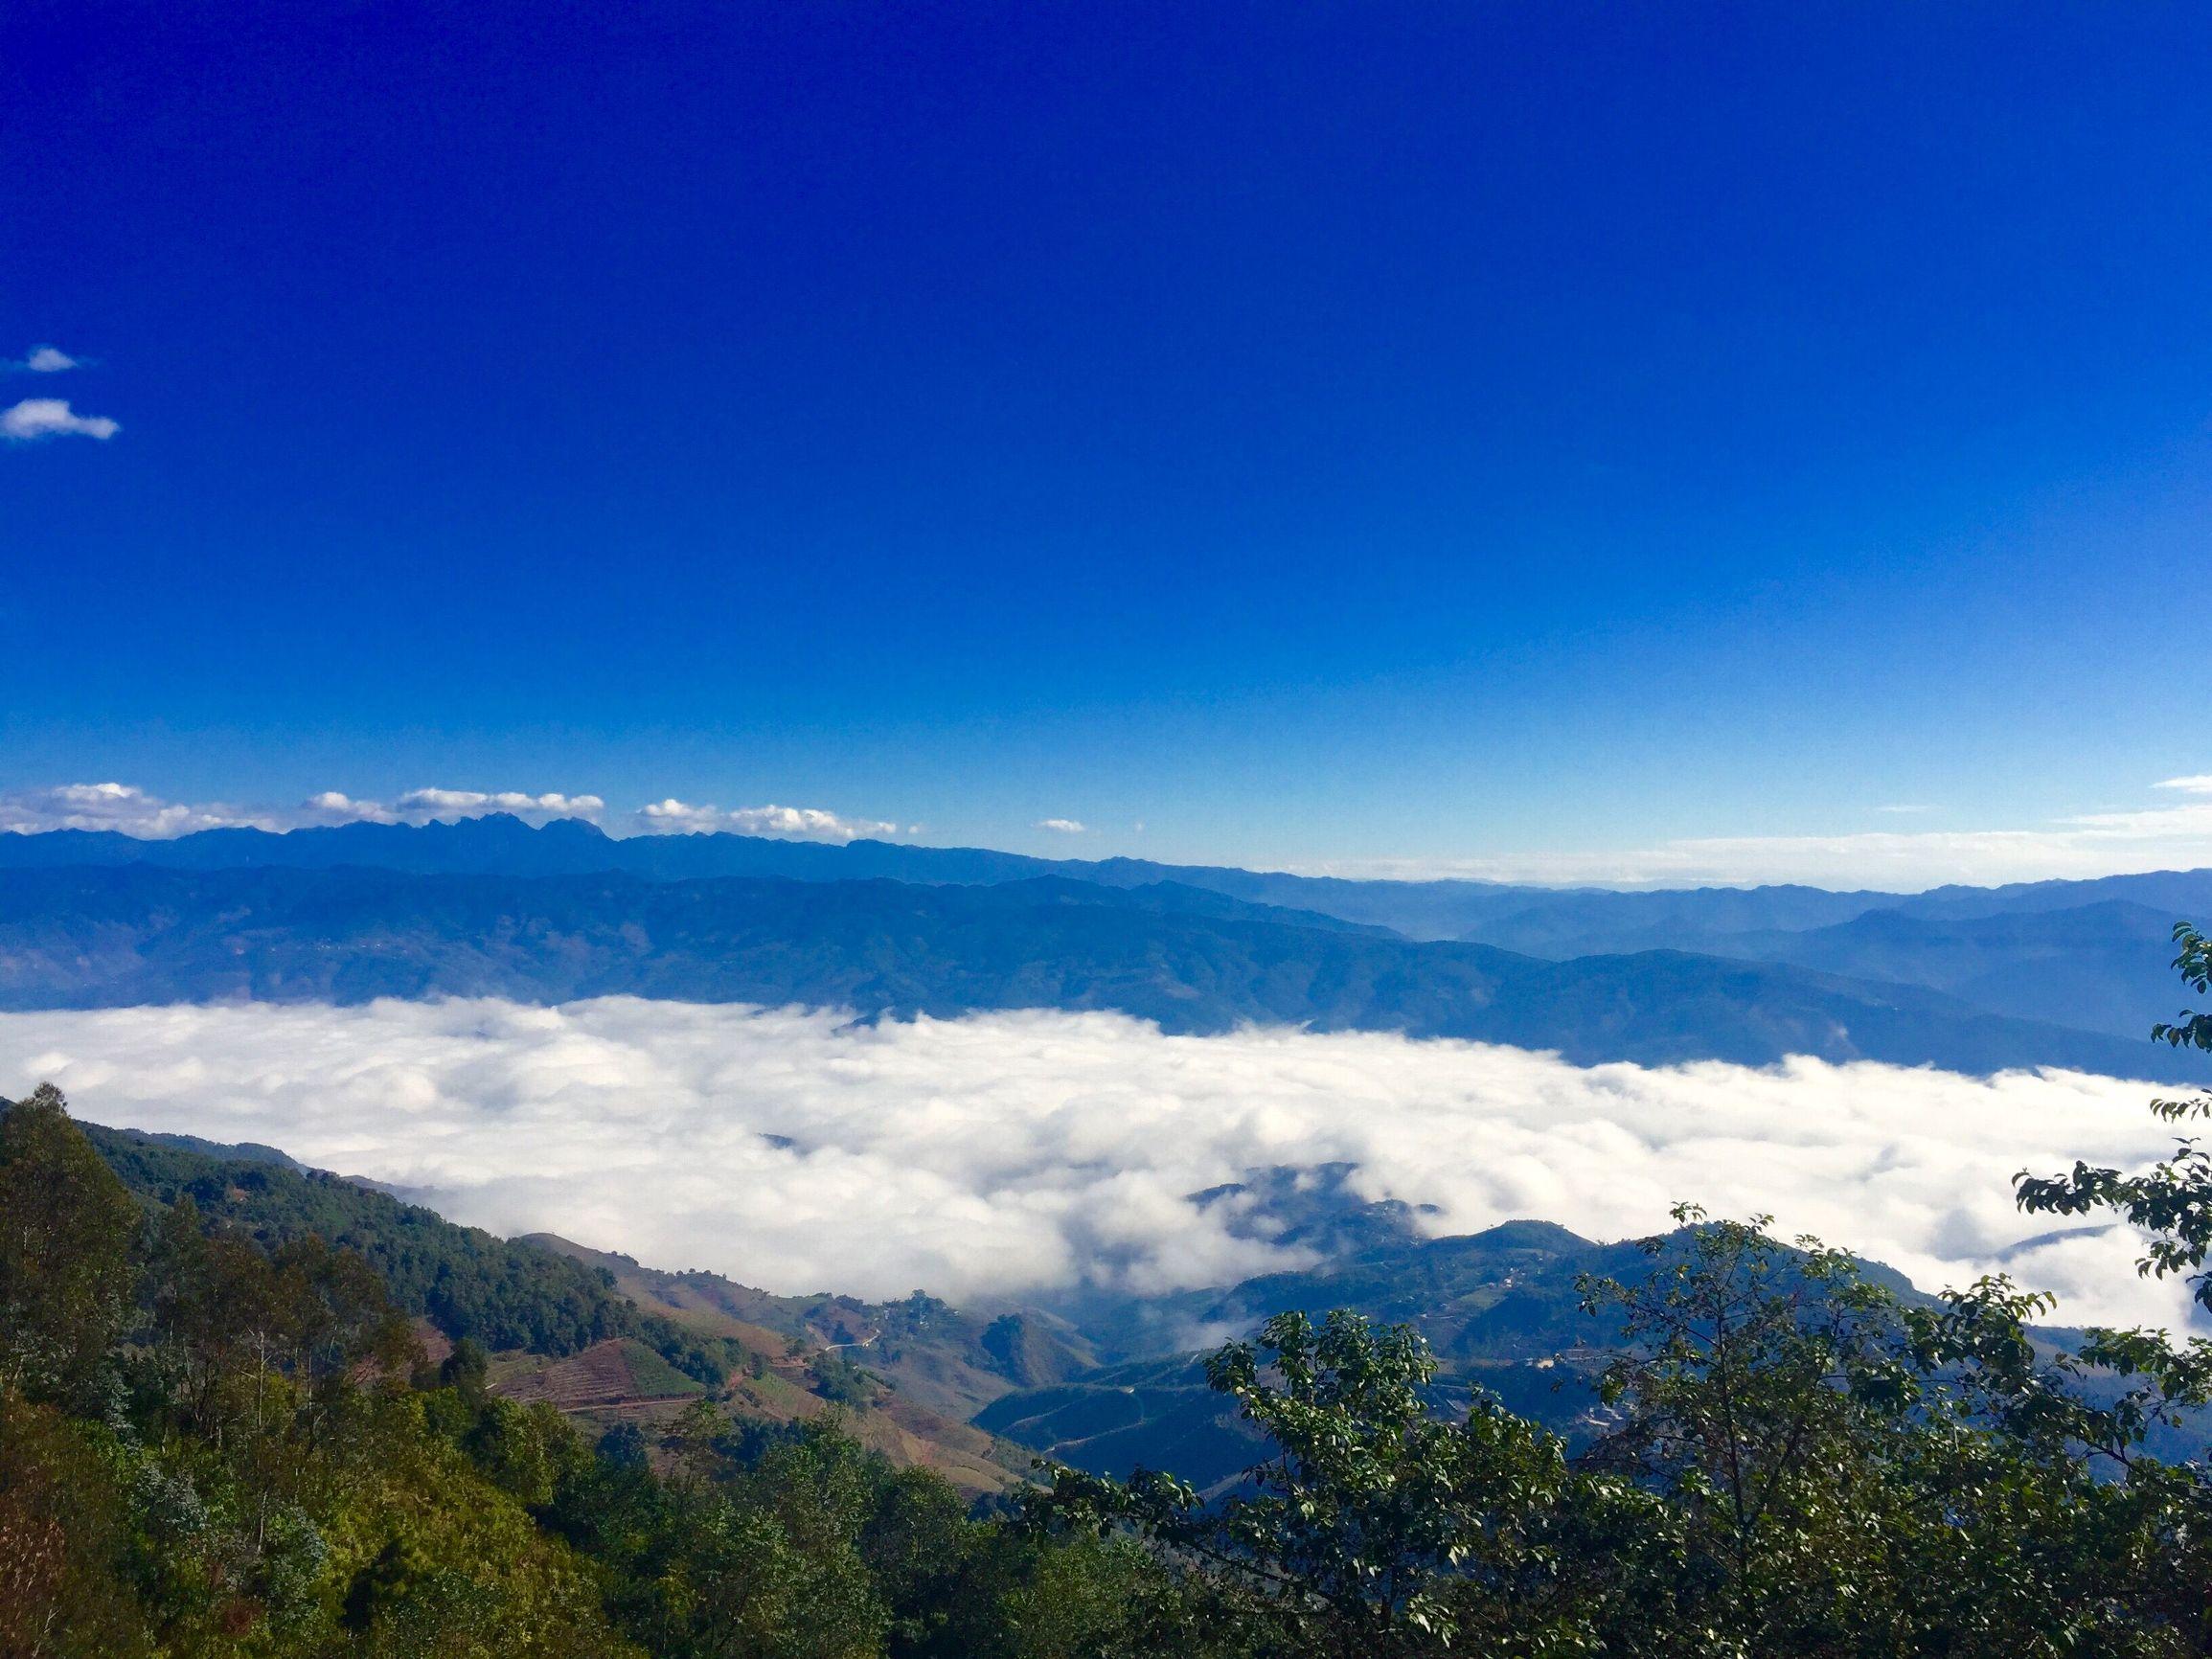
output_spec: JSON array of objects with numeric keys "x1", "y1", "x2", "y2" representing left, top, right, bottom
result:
[
  {"x1": 1036, "y1": 818, "x2": 1086, "y2": 834},
  {"x1": 301, "y1": 791, "x2": 399, "y2": 824},
  {"x1": 24, "y1": 346, "x2": 79, "y2": 373},
  {"x1": 1876, "y1": 804, "x2": 1937, "y2": 815},
  {"x1": 0, "y1": 783, "x2": 275, "y2": 838},
  {"x1": 298, "y1": 789, "x2": 607, "y2": 830},
  {"x1": 636, "y1": 800, "x2": 900, "y2": 842},
  {"x1": 2154, "y1": 776, "x2": 2212, "y2": 796},
  {"x1": 3, "y1": 398, "x2": 118, "y2": 441},
  {"x1": 391, "y1": 788, "x2": 604, "y2": 823}
]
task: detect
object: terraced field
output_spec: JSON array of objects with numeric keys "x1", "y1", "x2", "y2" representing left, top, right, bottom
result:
[{"x1": 494, "y1": 1337, "x2": 706, "y2": 1412}]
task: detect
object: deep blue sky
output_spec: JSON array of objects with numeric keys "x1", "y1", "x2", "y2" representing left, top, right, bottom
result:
[{"x1": 6, "y1": 2, "x2": 2211, "y2": 882}]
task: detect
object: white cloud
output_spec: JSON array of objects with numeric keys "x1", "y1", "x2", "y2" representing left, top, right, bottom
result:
[
  {"x1": 2, "y1": 998, "x2": 2189, "y2": 1329},
  {"x1": 0, "y1": 783, "x2": 276, "y2": 838},
  {"x1": 300, "y1": 790, "x2": 396, "y2": 824},
  {"x1": 1036, "y1": 818, "x2": 1086, "y2": 834},
  {"x1": 392, "y1": 788, "x2": 604, "y2": 822},
  {"x1": 1311, "y1": 800, "x2": 2212, "y2": 891},
  {"x1": 635, "y1": 800, "x2": 900, "y2": 841},
  {"x1": 2155, "y1": 776, "x2": 2212, "y2": 796},
  {"x1": 3, "y1": 398, "x2": 118, "y2": 441},
  {"x1": 22, "y1": 346, "x2": 79, "y2": 373},
  {"x1": 297, "y1": 788, "x2": 604, "y2": 827}
]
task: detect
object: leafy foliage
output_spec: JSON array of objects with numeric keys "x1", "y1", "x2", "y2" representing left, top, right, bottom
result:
[
  {"x1": 84, "y1": 1119, "x2": 736, "y2": 1382},
  {"x1": 0, "y1": 1083, "x2": 141, "y2": 1402},
  {"x1": 1037, "y1": 1235, "x2": 2212, "y2": 1655},
  {"x1": 1034, "y1": 1308, "x2": 1660, "y2": 1656},
  {"x1": 0, "y1": 1087, "x2": 1204, "y2": 1656},
  {"x1": 2154, "y1": 920, "x2": 2212, "y2": 1057}
]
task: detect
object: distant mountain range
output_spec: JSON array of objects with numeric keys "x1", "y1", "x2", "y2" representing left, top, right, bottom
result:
[
  {"x1": 10, "y1": 811, "x2": 2205, "y2": 920},
  {"x1": 0, "y1": 855, "x2": 2199, "y2": 1078},
  {"x1": 2, "y1": 813, "x2": 2207, "y2": 1069}
]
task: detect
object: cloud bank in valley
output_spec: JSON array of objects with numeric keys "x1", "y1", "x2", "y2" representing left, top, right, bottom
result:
[{"x1": 4, "y1": 1000, "x2": 2188, "y2": 1328}]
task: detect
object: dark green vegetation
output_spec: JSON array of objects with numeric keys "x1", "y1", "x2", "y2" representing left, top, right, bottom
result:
[
  {"x1": 82, "y1": 1121, "x2": 741, "y2": 1382},
  {"x1": 1037, "y1": 1221, "x2": 2212, "y2": 1656},
  {"x1": 69, "y1": 1121, "x2": 1038, "y2": 1498},
  {"x1": 2, "y1": 860, "x2": 2197, "y2": 1077},
  {"x1": 0, "y1": 1082, "x2": 1225, "y2": 1657}
]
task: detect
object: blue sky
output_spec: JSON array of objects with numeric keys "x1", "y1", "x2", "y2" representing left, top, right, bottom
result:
[{"x1": 6, "y1": 2, "x2": 2212, "y2": 886}]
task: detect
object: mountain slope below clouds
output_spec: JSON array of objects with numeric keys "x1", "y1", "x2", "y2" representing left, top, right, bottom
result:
[
  {"x1": 0, "y1": 863, "x2": 2192, "y2": 1078},
  {"x1": 50, "y1": 1109, "x2": 1025, "y2": 1491}
]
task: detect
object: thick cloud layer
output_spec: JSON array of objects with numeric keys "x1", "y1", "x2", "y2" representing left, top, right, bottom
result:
[{"x1": 2, "y1": 1000, "x2": 2189, "y2": 1326}]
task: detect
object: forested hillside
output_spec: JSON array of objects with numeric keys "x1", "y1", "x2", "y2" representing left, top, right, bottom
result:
[
  {"x1": 81, "y1": 1124, "x2": 721, "y2": 1370},
  {"x1": 0, "y1": 1084, "x2": 1207, "y2": 1656},
  {"x1": 65, "y1": 1116, "x2": 1049, "y2": 1495}
]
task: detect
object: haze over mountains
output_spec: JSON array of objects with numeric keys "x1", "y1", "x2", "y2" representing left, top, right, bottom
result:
[
  {"x1": 16, "y1": 810, "x2": 2212, "y2": 938},
  {"x1": 0, "y1": 813, "x2": 2201, "y2": 1077},
  {"x1": 10, "y1": 812, "x2": 2207, "y2": 1490}
]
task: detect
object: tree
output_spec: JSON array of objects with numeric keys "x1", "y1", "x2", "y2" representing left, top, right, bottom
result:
[
  {"x1": 1032, "y1": 1307, "x2": 1661, "y2": 1657},
  {"x1": 0, "y1": 1392, "x2": 151, "y2": 1658},
  {"x1": 2017, "y1": 920, "x2": 2212, "y2": 1434},
  {"x1": 0, "y1": 1084, "x2": 141, "y2": 1402},
  {"x1": 1580, "y1": 1210, "x2": 2205, "y2": 1654}
]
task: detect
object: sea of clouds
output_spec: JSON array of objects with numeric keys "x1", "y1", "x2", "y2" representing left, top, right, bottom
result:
[{"x1": 1, "y1": 999, "x2": 2192, "y2": 1328}]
